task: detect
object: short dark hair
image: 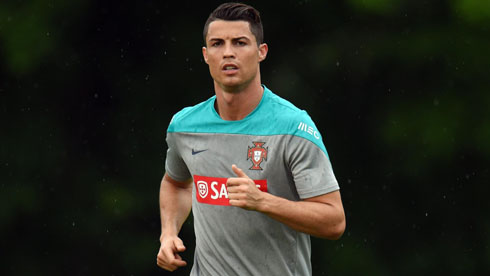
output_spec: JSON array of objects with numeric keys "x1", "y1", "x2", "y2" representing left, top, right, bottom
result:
[{"x1": 203, "y1": 2, "x2": 264, "y2": 46}]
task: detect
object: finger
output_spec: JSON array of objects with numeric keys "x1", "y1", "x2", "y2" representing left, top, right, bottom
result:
[
  {"x1": 158, "y1": 262, "x2": 177, "y2": 272},
  {"x1": 161, "y1": 240, "x2": 185, "y2": 267},
  {"x1": 157, "y1": 243, "x2": 184, "y2": 271},
  {"x1": 232, "y1": 164, "x2": 249, "y2": 178},
  {"x1": 227, "y1": 190, "x2": 239, "y2": 200},
  {"x1": 160, "y1": 248, "x2": 185, "y2": 270},
  {"x1": 173, "y1": 238, "x2": 186, "y2": 252},
  {"x1": 226, "y1": 183, "x2": 241, "y2": 193},
  {"x1": 162, "y1": 246, "x2": 177, "y2": 263},
  {"x1": 226, "y1": 177, "x2": 242, "y2": 187},
  {"x1": 157, "y1": 249, "x2": 165, "y2": 261},
  {"x1": 171, "y1": 253, "x2": 187, "y2": 267},
  {"x1": 229, "y1": 199, "x2": 245, "y2": 208},
  {"x1": 157, "y1": 256, "x2": 177, "y2": 271}
]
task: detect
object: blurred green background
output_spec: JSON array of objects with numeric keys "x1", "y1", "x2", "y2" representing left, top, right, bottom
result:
[{"x1": 1, "y1": 0, "x2": 489, "y2": 275}]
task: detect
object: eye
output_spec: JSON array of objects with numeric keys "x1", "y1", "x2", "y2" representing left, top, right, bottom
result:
[
  {"x1": 211, "y1": 41, "x2": 222, "y2": 47},
  {"x1": 236, "y1": 40, "x2": 247, "y2": 46}
]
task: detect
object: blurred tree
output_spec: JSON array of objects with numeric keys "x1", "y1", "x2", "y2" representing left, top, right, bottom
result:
[{"x1": 1, "y1": 0, "x2": 489, "y2": 275}]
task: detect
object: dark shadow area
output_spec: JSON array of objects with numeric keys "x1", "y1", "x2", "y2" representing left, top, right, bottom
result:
[{"x1": 1, "y1": 0, "x2": 489, "y2": 275}]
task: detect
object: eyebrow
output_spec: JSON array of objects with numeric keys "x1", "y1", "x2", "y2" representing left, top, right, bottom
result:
[{"x1": 208, "y1": 36, "x2": 251, "y2": 42}]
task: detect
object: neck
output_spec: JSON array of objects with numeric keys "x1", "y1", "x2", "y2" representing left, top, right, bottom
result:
[{"x1": 214, "y1": 78, "x2": 264, "y2": 121}]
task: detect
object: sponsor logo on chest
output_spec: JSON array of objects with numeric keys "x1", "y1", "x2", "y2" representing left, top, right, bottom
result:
[{"x1": 194, "y1": 175, "x2": 267, "y2": 206}]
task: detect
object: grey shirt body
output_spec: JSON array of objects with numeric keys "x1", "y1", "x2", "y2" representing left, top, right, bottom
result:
[{"x1": 165, "y1": 86, "x2": 339, "y2": 276}]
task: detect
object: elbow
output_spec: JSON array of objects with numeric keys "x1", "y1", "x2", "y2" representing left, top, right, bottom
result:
[
  {"x1": 319, "y1": 216, "x2": 346, "y2": 240},
  {"x1": 328, "y1": 219, "x2": 346, "y2": 240}
]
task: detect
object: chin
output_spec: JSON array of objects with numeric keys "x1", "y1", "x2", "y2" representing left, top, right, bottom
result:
[
  {"x1": 219, "y1": 83, "x2": 243, "y2": 93},
  {"x1": 216, "y1": 76, "x2": 255, "y2": 93},
  {"x1": 218, "y1": 79, "x2": 243, "y2": 90}
]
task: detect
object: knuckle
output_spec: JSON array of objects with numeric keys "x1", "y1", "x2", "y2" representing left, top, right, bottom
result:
[{"x1": 239, "y1": 186, "x2": 248, "y2": 193}]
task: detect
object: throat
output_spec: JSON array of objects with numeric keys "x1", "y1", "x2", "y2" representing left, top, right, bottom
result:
[{"x1": 214, "y1": 86, "x2": 264, "y2": 121}]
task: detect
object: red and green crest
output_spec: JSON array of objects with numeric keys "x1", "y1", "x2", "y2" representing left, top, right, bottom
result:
[{"x1": 247, "y1": 142, "x2": 268, "y2": 170}]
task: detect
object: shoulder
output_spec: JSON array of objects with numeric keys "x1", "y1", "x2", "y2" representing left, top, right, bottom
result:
[
  {"x1": 262, "y1": 87, "x2": 309, "y2": 121},
  {"x1": 263, "y1": 87, "x2": 327, "y2": 154},
  {"x1": 263, "y1": 87, "x2": 319, "y2": 136},
  {"x1": 167, "y1": 96, "x2": 216, "y2": 132}
]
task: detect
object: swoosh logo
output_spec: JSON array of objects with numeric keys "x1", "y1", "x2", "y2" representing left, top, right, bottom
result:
[{"x1": 192, "y1": 149, "x2": 208, "y2": 155}]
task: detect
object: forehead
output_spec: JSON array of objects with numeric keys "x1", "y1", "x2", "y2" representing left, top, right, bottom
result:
[{"x1": 206, "y1": 20, "x2": 254, "y2": 40}]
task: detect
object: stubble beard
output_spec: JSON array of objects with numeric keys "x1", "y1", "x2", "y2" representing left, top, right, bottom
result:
[{"x1": 216, "y1": 71, "x2": 258, "y2": 94}]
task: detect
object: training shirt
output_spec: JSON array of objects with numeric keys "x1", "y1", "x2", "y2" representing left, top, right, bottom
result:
[{"x1": 165, "y1": 85, "x2": 339, "y2": 276}]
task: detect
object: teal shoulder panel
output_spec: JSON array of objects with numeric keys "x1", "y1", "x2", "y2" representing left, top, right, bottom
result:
[
  {"x1": 167, "y1": 86, "x2": 328, "y2": 156},
  {"x1": 167, "y1": 96, "x2": 217, "y2": 133}
]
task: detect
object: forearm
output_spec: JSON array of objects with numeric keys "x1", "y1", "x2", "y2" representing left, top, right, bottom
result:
[
  {"x1": 160, "y1": 175, "x2": 192, "y2": 240},
  {"x1": 258, "y1": 192, "x2": 345, "y2": 239}
]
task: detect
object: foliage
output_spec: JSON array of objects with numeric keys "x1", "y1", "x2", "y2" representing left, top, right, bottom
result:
[{"x1": 1, "y1": 0, "x2": 489, "y2": 275}]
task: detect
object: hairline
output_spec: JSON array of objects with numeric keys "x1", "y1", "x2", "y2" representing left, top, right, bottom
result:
[{"x1": 204, "y1": 20, "x2": 258, "y2": 45}]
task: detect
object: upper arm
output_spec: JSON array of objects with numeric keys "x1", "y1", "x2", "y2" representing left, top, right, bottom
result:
[
  {"x1": 303, "y1": 191, "x2": 346, "y2": 239},
  {"x1": 162, "y1": 173, "x2": 192, "y2": 190},
  {"x1": 303, "y1": 190, "x2": 343, "y2": 209}
]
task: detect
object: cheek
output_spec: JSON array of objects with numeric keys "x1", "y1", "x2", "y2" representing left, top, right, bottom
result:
[
  {"x1": 244, "y1": 54, "x2": 259, "y2": 71},
  {"x1": 212, "y1": 57, "x2": 222, "y2": 68},
  {"x1": 207, "y1": 59, "x2": 221, "y2": 77},
  {"x1": 206, "y1": 57, "x2": 219, "y2": 70}
]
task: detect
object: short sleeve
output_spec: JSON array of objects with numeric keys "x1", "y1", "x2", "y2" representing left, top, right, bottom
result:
[
  {"x1": 287, "y1": 136, "x2": 339, "y2": 199},
  {"x1": 165, "y1": 132, "x2": 191, "y2": 182}
]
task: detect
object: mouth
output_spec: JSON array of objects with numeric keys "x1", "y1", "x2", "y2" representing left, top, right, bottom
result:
[{"x1": 222, "y1": 64, "x2": 239, "y2": 72}]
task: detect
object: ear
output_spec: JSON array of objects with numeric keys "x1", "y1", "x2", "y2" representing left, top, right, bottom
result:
[
  {"x1": 202, "y1": 46, "x2": 209, "y2": 64},
  {"x1": 258, "y1": 43, "x2": 268, "y2": 62}
]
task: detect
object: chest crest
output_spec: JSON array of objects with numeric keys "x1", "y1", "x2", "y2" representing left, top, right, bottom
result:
[{"x1": 247, "y1": 141, "x2": 268, "y2": 170}]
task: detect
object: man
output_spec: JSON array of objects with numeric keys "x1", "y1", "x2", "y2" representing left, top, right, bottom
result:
[{"x1": 156, "y1": 2, "x2": 345, "y2": 275}]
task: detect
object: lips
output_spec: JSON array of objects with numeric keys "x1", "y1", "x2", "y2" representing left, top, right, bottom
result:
[{"x1": 222, "y1": 63, "x2": 239, "y2": 71}]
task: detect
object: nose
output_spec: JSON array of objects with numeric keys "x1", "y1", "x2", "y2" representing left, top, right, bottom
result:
[{"x1": 223, "y1": 42, "x2": 235, "y2": 59}]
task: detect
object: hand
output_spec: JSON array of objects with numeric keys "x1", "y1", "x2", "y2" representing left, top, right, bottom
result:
[
  {"x1": 226, "y1": 164, "x2": 265, "y2": 211},
  {"x1": 156, "y1": 236, "x2": 187, "y2": 271}
]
